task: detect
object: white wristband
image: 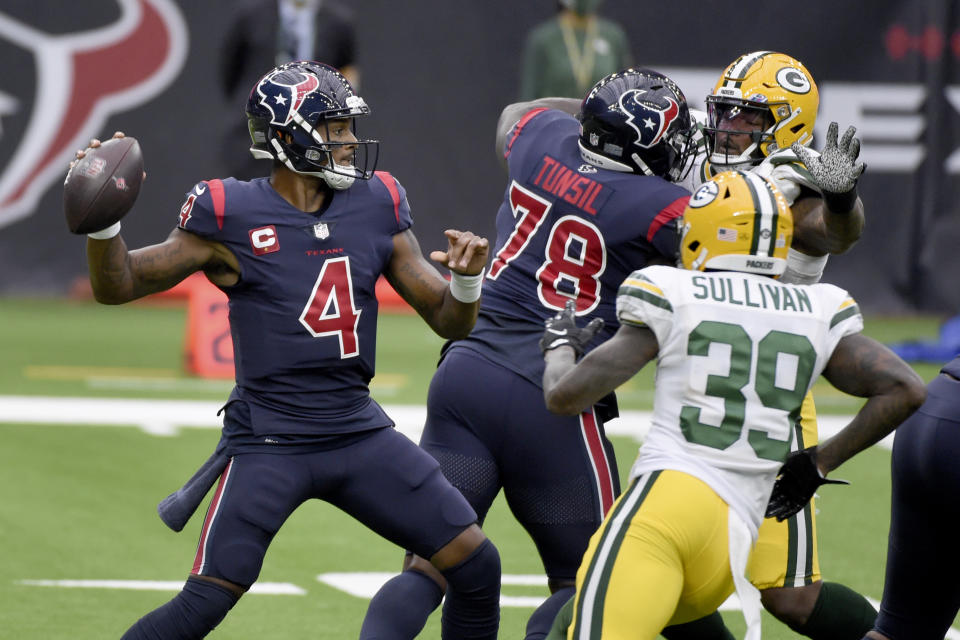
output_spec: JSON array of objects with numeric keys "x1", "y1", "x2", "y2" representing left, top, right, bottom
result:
[
  {"x1": 780, "y1": 248, "x2": 829, "y2": 285},
  {"x1": 87, "y1": 221, "x2": 121, "y2": 240},
  {"x1": 449, "y1": 269, "x2": 485, "y2": 303}
]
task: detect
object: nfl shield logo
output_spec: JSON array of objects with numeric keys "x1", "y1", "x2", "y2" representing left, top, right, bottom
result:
[{"x1": 313, "y1": 222, "x2": 330, "y2": 240}]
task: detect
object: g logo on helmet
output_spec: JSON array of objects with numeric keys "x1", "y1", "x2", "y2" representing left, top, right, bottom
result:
[
  {"x1": 775, "y1": 67, "x2": 811, "y2": 94},
  {"x1": 689, "y1": 181, "x2": 719, "y2": 208}
]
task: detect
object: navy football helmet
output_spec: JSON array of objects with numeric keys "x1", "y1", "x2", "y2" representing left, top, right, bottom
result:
[
  {"x1": 246, "y1": 61, "x2": 378, "y2": 190},
  {"x1": 578, "y1": 69, "x2": 695, "y2": 180}
]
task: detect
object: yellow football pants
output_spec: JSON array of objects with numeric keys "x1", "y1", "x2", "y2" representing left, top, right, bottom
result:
[
  {"x1": 567, "y1": 470, "x2": 737, "y2": 640},
  {"x1": 748, "y1": 391, "x2": 821, "y2": 589}
]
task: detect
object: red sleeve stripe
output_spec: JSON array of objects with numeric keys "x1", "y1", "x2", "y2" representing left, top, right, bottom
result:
[
  {"x1": 204, "y1": 179, "x2": 226, "y2": 230},
  {"x1": 646, "y1": 195, "x2": 689, "y2": 243},
  {"x1": 504, "y1": 107, "x2": 548, "y2": 160},
  {"x1": 374, "y1": 171, "x2": 401, "y2": 224}
]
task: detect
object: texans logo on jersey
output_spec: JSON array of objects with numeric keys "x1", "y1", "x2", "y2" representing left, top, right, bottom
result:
[
  {"x1": 621, "y1": 89, "x2": 680, "y2": 150},
  {"x1": 255, "y1": 68, "x2": 324, "y2": 128}
]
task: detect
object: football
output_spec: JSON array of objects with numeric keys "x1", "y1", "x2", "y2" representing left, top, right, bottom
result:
[{"x1": 63, "y1": 136, "x2": 144, "y2": 235}]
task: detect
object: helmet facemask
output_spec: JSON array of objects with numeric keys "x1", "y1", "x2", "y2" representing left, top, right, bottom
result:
[
  {"x1": 270, "y1": 115, "x2": 378, "y2": 190},
  {"x1": 704, "y1": 98, "x2": 776, "y2": 169}
]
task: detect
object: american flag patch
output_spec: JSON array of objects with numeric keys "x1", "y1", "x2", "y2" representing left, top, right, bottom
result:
[{"x1": 717, "y1": 227, "x2": 738, "y2": 242}]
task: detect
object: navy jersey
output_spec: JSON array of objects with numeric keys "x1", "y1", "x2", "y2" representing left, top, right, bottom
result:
[
  {"x1": 452, "y1": 108, "x2": 690, "y2": 386},
  {"x1": 177, "y1": 172, "x2": 412, "y2": 435}
]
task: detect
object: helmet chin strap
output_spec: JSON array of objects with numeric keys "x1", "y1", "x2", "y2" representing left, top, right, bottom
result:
[
  {"x1": 710, "y1": 155, "x2": 757, "y2": 172},
  {"x1": 294, "y1": 111, "x2": 359, "y2": 190},
  {"x1": 320, "y1": 164, "x2": 357, "y2": 190},
  {"x1": 269, "y1": 138, "x2": 356, "y2": 190},
  {"x1": 630, "y1": 152, "x2": 654, "y2": 177}
]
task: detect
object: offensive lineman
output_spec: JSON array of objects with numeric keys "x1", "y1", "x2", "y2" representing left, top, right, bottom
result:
[
  {"x1": 540, "y1": 170, "x2": 925, "y2": 639},
  {"x1": 360, "y1": 69, "x2": 697, "y2": 640}
]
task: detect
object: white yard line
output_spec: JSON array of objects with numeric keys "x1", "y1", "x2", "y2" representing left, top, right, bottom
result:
[
  {"x1": 0, "y1": 395, "x2": 892, "y2": 449},
  {"x1": 17, "y1": 574, "x2": 960, "y2": 636},
  {"x1": 18, "y1": 580, "x2": 305, "y2": 595}
]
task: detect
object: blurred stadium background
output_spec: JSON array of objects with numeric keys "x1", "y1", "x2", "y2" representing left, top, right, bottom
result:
[{"x1": 1, "y1": 0, "x2": 959, "y2": 637}]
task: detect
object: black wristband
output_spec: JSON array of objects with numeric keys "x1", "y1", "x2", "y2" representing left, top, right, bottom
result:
[{"x1": 822, "y1": 185, "x2": 858, "y2": 213}]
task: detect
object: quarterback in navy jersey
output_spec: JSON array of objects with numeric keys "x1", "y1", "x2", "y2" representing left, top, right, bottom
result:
[
  {"x1": 72, "y1": 61, "x2": 500, "y2": 639},
  {"x1": 177, "y1": 171, "x2": 411, "y2": 440},
  {"x1": 361, "y1": 69, "x2": 697, "y2": 640}
]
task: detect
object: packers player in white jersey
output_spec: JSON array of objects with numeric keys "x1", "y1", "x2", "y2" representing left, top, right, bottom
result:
[
  {"x1": 667, "y1": 51, "x2": 878, "y2": 640},
  {"x1": 539, "y1": 171, "x2": 925, "y2": 640}
]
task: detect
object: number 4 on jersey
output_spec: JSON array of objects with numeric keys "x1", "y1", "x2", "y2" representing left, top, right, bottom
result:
[{"x1": 300, "y1": 256, "x2": 362, "y2": 358}]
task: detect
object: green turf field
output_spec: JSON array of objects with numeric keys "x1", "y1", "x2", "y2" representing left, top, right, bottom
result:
[{"x1": 0, "y1": 297, "x2": 954, "y2": 638}]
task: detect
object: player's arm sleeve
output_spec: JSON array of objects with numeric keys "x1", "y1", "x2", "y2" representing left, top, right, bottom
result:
[
  {"x1": 616, "y1": 268, "x2": 675, "y2": 345},
  {"x1": 824, "y1": 288, "x2": 864, "y2": 351},
  {"x1": 496, "y1": 104, "x2": 573, "y2": 166},
  {"x1": 394, "y1": 181, "x2": 413, "y2": 232},
  {"x1": 175, "y1": 181, "x2": 223, "y2": 240},
  {"x1": 646, "y1": 193, "x2": 689, "y2": 262},
  {"x1": 373, "y1": 172, "x2": 413, "y2": 234}
]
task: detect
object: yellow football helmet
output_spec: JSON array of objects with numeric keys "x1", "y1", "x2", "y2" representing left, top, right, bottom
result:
[
  {"x1": 679, "y1": 171, "x2": 793, "y2": 277},
  {"x1": 705, "y1": 51, "x2": 819, "y2": 168}
]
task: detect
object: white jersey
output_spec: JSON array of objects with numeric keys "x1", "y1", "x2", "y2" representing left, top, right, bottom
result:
[{"x1": 616, "y1": 265, "x2": 862, "y2": 537}]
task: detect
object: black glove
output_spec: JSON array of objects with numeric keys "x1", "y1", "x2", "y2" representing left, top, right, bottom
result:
[
  {"x1": 765, "y1": 446, "x2": 849, "y2": 522},
  {"x1": 539, "y1": 300, "x2": 604, "y2": 358},
  {"x1": 791, "y1": 121, "x2": 866, "y2": 213}
]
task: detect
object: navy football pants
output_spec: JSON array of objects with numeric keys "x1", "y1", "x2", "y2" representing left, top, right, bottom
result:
[
  {"x1": 873, "y1": 371, "x2": 960, "y2": 639},
  {"x1": 191, "y1": 427, "x2": 477, "y2": 587},
  {"x1": 419, "y1": 348, "x2": 620, "y2": 583}
]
